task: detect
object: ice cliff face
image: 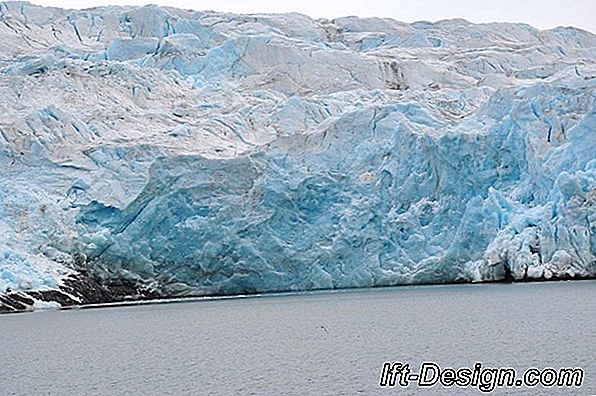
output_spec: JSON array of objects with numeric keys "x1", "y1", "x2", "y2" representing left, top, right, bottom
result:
[{"x1": 0, "y1": 2, "x2": 595, "y2": 298}]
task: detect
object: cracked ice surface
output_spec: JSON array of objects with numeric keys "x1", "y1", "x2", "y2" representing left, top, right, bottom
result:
[{"x1": 0, "y1": 2, "x2": 594, "y2": 295}]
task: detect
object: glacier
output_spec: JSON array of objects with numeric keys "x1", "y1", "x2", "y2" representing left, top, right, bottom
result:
[{"x1": 0, "y1": 2, "x2": 594, "y2": 308}]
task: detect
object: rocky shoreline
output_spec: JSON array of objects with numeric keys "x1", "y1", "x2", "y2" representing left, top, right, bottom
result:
[
  {"x1": 0, "y1": 271, "x2": 160, "y2": 313},
  {"x1": 2, "y1": 272, "x2": 594, "y2": 314}
]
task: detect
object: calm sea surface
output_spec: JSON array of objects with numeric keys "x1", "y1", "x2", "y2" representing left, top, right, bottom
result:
[{"x1": 0, "y1": 281, "x2": 594, "y2": 395}]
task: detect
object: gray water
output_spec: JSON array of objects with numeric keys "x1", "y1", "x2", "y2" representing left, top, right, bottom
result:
[{"x1": 0, "y1": 281, "x2": 594, "y2": 396}]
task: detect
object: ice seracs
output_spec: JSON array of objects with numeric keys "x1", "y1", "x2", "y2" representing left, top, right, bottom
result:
[{"x1": 0, "y1": 2, "x2": 594, "y2": 301}]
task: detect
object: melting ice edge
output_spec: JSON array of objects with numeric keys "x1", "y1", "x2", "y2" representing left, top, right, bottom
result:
[{"x1": 0, "y1": 2, "x2": 595, "y2": 310}]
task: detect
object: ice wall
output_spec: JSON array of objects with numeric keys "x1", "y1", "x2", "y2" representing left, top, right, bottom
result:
[{"x1": 0, "y1": 2, "x2": 594, "y2": 296}]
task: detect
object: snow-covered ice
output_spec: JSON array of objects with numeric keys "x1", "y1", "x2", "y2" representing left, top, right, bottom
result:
[{"x1": 0, "y1": 2, "x2": 594, "y2": 297}]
